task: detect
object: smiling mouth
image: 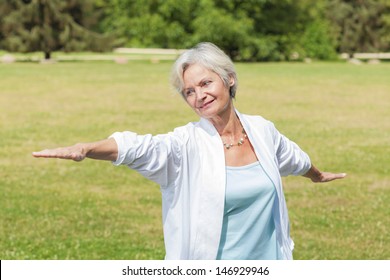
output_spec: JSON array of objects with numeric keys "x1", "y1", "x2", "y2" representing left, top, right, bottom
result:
[{"x1": 199, "y1": 99, "x2": 215, "y2": 109}]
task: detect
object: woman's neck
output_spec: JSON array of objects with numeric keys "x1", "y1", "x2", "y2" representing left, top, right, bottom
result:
[{"x1": 209, "y1": 105, "x2": 241, "y2": 137}]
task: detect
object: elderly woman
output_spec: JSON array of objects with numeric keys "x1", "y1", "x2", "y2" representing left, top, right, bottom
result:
[{"x1": 33, "y1": 42, "x2": 346, "y2": 260}]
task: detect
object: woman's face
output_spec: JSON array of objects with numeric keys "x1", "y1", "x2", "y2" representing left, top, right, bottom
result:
[{"x1": 183, "y1": 63, "x2": 234, "y2": 120}]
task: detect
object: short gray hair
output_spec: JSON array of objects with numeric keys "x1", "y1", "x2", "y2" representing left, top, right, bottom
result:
[{"x1": 170, "y1": 42, "x2": 238, "y2": 98}]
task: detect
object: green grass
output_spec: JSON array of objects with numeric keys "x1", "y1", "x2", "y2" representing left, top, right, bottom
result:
[{"x1": 0, "y1": 60, "x2": 389, "y2": 259}]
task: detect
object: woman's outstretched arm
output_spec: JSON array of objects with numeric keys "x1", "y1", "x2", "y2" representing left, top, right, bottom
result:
[{"x1": 32, "y1": 138, "x2": 118, "y2": 162}]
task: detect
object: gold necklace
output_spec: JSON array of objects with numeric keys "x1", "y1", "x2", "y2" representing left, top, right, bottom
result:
[{"x1": 223, "y1": 129, "x2": 247, "y2": 150}]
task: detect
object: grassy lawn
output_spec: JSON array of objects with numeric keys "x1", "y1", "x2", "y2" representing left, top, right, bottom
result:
[{"x1": 0, "y1": 59, "x2": 389, "y2": 259}]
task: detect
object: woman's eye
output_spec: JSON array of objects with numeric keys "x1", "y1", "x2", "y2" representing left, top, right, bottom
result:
[
  {"x1": 202, "y1": 81, "x2": 211, "y2": 87},
  {"x1": 185, "y1": 89, "x2": 194, "y2": 96}
]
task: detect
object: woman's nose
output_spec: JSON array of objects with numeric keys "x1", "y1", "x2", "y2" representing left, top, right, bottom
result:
[{"x1": 195, "y1": 87, "x2": 206, "y2": 101}]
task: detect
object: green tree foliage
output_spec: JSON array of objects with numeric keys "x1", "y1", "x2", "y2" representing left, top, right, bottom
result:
[
  {"x1": 1, "y1": 0, "x2": 390, "y2": 61},
  {"x1": 327, "y1": 0, "x2": 390, "y2": 55},
  {"x1": 301, "y1": 20, "x2": 338, "y2": 60},
  {"x1": 190, "y1": 0, "x2": 254, "y2": 60},
  {"x1": 100, "y1": 0, "x2": 313, "y2": 61},
  {"x1": 0, "y1": 0, "x2": 112, "y2": 59},
  {"x1": 97, "y1": 0, "x2": 198, "y2": 48}
]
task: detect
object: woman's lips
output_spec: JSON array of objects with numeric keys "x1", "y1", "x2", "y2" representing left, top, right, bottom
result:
[{"x1": 199, "y1": 99, "x2": 215, "y2": 109}]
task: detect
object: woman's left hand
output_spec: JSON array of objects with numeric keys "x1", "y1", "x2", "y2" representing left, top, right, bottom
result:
[
  {"x1": 304, "y1": 165, "x2": 346, "y2": 183},
  {"x1": 310, "y1": 171, "x2": 346, "y2": 183}
]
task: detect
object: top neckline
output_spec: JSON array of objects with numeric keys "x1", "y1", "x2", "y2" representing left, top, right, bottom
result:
[{"x1": 226, "y1": 161, "x2": 260, "y2": 170}]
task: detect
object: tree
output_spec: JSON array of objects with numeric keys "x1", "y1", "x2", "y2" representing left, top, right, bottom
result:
[
  {"x1": 301, "y1": 20, "x2": 338, "y2": 60},
  {"x1": 327, "y1": 0, "x2": 390, "y2": 55},
  {"x1": 99, "y1": 0, "x2": 200, "y2": 48},
  {"x1": 95, "y1": 0, "x2": 317, "y2": 61},
  {"x1": 190, "y1": 0, "x2": 254, "y2": 60},
  {"x1": 0, "y1": 0, "x2": 112, "y2": 59},
  {"x1": 6, "y1": 0, "x2": 389, "y2": 61}
]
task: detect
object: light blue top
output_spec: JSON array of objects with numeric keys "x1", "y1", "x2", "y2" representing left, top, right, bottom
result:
[{"x1": 217, "y1": 161, "x2": 282, "y2": 260}]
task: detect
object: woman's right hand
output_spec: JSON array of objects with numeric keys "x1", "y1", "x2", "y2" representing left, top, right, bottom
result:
[{"x1": 32, "y1": 143, "x2": 87, "y2": 161}]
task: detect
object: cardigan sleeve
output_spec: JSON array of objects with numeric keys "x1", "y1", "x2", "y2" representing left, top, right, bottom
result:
[
  {"x1": 269, "y1": 122, "x2": 311, "y2": 176},
  {"x1": 109, "y1": 130, "x2": 183, "y2": 188}
]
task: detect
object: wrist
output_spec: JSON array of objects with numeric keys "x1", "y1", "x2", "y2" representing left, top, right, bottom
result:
[{"x1": 304, "y1": 165, "x2": 322, "y2": 182}]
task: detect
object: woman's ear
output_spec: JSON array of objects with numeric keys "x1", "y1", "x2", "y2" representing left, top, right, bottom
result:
[{"x1": 229, "y1": 76, "x2": 235, "y2": 87}]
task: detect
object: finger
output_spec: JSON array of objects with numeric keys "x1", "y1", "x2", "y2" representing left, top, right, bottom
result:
[
  {"x1": 322, "y1": 172, "x2": 347, "y2": 182},
  {"x1": 32, "y1": 149, "x2": 72, "y2": 159},
  {"x1": 33, "y1": 148, "x2": 85, "y2": 161},
  {"x1": 32, "y1": 149, "x2": 60, "y2": 158},
  {"x1": 335, "y1": 173, "x2": 347, "y2": 179},
  {"x1": 329, "y1": 173, "x2": 347, "y2": 180}
]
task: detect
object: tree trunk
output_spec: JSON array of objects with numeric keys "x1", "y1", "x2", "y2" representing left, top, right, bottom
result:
[{"x1": 44, "y1": 51, "x2": 51, "y2": 60}]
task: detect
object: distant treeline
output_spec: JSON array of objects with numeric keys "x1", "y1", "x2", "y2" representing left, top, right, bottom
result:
[{"x1": 0, "y1": 0, "x2": 389, "y2": 61}]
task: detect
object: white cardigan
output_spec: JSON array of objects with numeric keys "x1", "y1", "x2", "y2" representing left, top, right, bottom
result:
[{"x1": 110, "y1": 111, "x2": 311, "y2": 260}]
